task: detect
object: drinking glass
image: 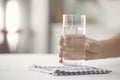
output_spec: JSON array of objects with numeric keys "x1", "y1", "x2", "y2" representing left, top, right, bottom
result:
[{"x1": 62, "y1": 14, "x2": 86, "y2": 66}]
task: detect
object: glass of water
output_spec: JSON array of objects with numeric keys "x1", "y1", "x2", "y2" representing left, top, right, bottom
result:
[{"x1": 62, "y1": 14, "x2": 86, "y2": 66}]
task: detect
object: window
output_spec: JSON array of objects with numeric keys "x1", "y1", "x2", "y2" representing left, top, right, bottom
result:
[
  {"x1": 0, "y1": 2, "x2": 4, "y2": 44},
  {"x1": 6, "y1": 0, "x2": 20, "y2": 52},
  {"x1": 6, "y1": 0, "x2": 20, "y2": 32}
]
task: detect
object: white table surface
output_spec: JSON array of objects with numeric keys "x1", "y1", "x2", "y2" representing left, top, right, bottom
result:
[{"x1": 0, "y1": 54, "x2": 120, "y2": 80}]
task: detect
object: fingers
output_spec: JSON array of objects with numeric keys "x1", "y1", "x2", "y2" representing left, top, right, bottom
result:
[
  {"x1": 59, "y1": 58, "x2": 63, "y2": 63},
  {"x1": 59, "y1": 49, "x2": 63, "y2": 58},
  {"x1": 58, "y1": 50, "x2": 63, "y2": 63},
  {"x1": 58, "y1": 47, "x2": 63, "y2": 63},
  {"x1": 59, "y1": 36, "x2": 64, "y2": 46},
  {"x1": 58, "y1": 36, "x2": 64, "y2": 63}
]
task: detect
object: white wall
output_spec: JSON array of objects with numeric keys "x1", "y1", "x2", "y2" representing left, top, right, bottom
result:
[
  {"x1": 30, "y1": 0, "x2": 49, "y2": 53},
  {"x1": 99, "y1": 0, "x2": 120, "y2": 31}
]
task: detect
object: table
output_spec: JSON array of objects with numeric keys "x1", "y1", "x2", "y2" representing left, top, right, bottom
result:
[{"x1": 0, "y1": 54, "x2": 120, "y2": 80}]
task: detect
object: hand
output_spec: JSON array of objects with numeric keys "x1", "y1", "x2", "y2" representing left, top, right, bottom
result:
[{"x1": 58, "y1": 35, "x2": 100, "y2": 63}]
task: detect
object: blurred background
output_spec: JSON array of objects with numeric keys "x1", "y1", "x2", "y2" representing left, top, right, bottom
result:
[{"x1": 0, "y1": 0, "x2": 120, "y2": 53}]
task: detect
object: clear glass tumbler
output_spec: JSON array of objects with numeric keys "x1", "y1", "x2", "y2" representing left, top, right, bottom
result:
[{"x1": 62, "y1": 14, "x2": 86, "y2": 66}]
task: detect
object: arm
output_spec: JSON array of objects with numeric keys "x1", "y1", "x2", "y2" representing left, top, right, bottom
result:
[{"x1": 87, "y1": 33, "x2": 120, "y2": 59}]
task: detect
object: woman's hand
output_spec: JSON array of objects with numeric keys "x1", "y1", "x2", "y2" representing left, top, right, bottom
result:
[{"x1": 58, "y1": 35, "x2": 101, "y2": 63}]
